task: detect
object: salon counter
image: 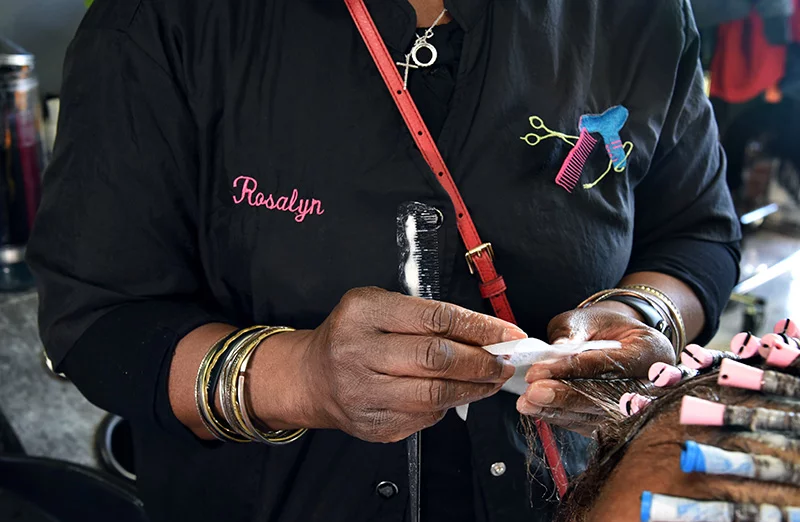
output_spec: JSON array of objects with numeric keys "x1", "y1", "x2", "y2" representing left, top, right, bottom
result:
[{"x1": 0, "y1": 290, "x2": 104, "y2": 467}]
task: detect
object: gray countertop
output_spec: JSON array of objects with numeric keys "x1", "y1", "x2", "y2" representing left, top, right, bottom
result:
[{"x1": 0, "y1": 290, "x2": 104, "y2": 468}]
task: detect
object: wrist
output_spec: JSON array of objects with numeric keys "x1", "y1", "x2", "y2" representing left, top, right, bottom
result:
[{"x1": 247, "y1": 329, "x2": 319, "y2": 431}]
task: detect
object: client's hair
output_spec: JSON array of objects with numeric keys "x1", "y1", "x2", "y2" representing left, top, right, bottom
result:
[{"x1": 534, "y1": 363, "x2": 800, "y2": 521}]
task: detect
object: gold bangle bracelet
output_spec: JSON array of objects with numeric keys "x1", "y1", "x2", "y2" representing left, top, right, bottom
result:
[
  {"x1": 195, "y1": 326, "x2": 263, "y2": 442},
  {"x1": 217, "y1": 327, "x2": 273, "y2": 440},
  {"x1": 228, "y1": 328, "x2": 279, "y2": 440},
  {"x1": 623, "y1": 284, "x2": 687, "y2": 352},
  {"x1": 578, "y1": 289, "x2": 619, "y2": 310},
  {"x1": 579, "y1": 288, "x2": 682, "y2": 356},
  {"x1": 220, "y1": 327, "x2": 285, "y2": 439},
  {"x1": 235, "y1": 327, "x2": 307, "y2": 445},
  {"x1": 195, "y1": 333, "x2": 236, "y2": 441}
]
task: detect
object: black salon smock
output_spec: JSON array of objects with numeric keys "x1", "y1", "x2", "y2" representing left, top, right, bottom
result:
[{"x1": 27, "y1": 0, "x2": 741, "y2": 521}]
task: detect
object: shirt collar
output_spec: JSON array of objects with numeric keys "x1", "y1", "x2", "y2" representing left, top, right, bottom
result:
[
  {"x1": 363, "y1": 0, "x2": 490, "y2": 52},
  {"x1": 445, "y1": 0, "x2": 491, "y2": 32}
]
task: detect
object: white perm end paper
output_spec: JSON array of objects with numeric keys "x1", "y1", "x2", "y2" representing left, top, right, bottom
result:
[{"x1": 454, "y1": 338, "x2": 622, "y2": 421}]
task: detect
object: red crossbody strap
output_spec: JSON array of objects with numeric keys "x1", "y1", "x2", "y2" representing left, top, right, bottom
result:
[
  {"x1": 344, "y1": 0, "x2": 514, "y2": 324},
  {"x1": 344, "y1": 0, "x2": 569, "y2": 498}
]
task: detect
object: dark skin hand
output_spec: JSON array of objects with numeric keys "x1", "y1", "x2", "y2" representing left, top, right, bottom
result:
[
  {"x1": 518, "y1": 272, "x2": 705, "y2": 437},
  {"x1": 170, "y1": 287, "x2": 525, "y2": 443}
]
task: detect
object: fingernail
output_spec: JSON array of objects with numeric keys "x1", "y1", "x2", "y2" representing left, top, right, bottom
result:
[
  {"x1": 503, "y1": 328, "x2": 528, "y2": 342},
  {"x1": 525, "y1": 366, "x2": 552, "y2": 383},
  {"x1": 498, "y1": 357, "x2": 516, "y2": 379},
  {"x1": 516, "y1": 396, "x2": 541, "y2": 415},
  {"x1": 525, "y1": 384, "x2": 556, "y2": 406}
]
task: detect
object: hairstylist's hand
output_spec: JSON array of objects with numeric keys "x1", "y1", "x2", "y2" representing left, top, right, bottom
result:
[
  {"x1": 258, "y1": 287, "x2": 524, "y2": 443},
  {"x1": 517, "y1": 302, "x2": 675, "y2": 437}
]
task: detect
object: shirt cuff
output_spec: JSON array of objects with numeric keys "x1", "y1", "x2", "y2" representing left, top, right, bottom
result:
[
  {"x1": 626, "y1": 239, "x2": 741, "y2": 345},
  {"x1": 59, "y1": 301, "x2": 228, "y2": 443}
]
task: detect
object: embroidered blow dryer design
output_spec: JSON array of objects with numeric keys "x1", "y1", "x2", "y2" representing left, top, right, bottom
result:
[{"x1": 579, "y1": 105, "x2": 629, "y2": 170}]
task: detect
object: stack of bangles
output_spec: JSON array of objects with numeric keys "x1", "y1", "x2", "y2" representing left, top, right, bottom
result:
[
  {"x1": 194, "y1": 325, "x2": 307, "y2": 444},
  {"x1": 578, "y1": 284, "x2": 687, "y2": 356}
]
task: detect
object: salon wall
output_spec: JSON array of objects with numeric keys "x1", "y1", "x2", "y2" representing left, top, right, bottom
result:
[{"x1": 0, "y1": 0, "x2": 86, "y2": 95}]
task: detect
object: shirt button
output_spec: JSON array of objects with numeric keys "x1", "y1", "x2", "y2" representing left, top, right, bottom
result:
[
  {"x1": 376, "y1": 481, "x2": 399, "y2": 499},
  {"x1": 490, "y1": 462, "x2": 507, "y2": 477}
]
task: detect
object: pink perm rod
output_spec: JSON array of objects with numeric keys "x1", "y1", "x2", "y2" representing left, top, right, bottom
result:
[
  {"x1": 680, "y1": 344, "x2": 739, "y2": 371},
  {"x1": 774, "y1": 318, "x2": 800, "y2": 338},
  {"x1": 718, "y1": 359, "x2": 800, "y2": 399},
  {"x1": 766, "y1": 341, "x2": 800, "y2": 374},
  {"x1": 760, "y1": 333, "x2": 800, "y2": 359},
  {"x1": 680, "y1": 396, "x2": 800, "y2": 434},
  {"x1": 729, "y1": 332, "x2": 762, "y2": 359},
  {"x1": 618, "y1": 393, "x2": 653, "y2": 416},
  {"x1": 648, "y1": 362, "x2": 697, "y2": 387}
]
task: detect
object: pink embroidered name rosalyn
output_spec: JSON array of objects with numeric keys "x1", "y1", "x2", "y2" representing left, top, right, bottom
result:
[{"x1": 232, "y1": 176, "x2": 325, "y2": 223}]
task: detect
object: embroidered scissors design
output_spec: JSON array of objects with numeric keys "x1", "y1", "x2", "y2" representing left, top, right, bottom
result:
[{"x1": 521, "y1": 116, "x2": 578, "y2": 148}]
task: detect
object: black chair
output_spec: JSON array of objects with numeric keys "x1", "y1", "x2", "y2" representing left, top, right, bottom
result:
[
  {"x1": 0, "y1": 455, "x2": 149, "y2": 522},
  {"x1": 0, "y1": 488, "x2": 59, "y2": 522},
  {"x1": 0, "y1": 406, "x2": 24, "y2": 455}
]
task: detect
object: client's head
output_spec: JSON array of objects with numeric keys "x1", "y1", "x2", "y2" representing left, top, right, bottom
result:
[{"x1": 548, "y1": 338, "x2": 800, "y2": 522}]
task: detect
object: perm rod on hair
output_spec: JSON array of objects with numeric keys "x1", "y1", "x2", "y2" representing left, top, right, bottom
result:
[
  {"x1": 738, "y1": 432, "x2": 800, "y2": 452},
  {"x1": 648, "y1": 362, "x2": 697, "y2": 387},
  {"x1": 718, "y1": 359, "x2": 800, "y2": 399},
  {"x1": 774, "y1": 318, "x2": 800, "y2": 339},
  {"x1": 640, "y1": 491, "x2": 799, "y2": 522},
  {"x1": 680, "y1": 344, "x2": 739, "y2": 371},
  {"x1": 681, "y1": 441, "x2": 800, "y2": 486},
  {"x1": 618, "y1": 393, "x2": 653, "y2": 416},
  {"x1": 730, "y1": 332, "x2": 762, "y2": 359},
  {"x1": 766, "y1": 341, "x2": 800, "y2": 374},
  {"x1": 680, "y1": 396, "x2": 800, "y2": 434},
  {"x1": 759, "y1": 333, "x2": 800, "y2": 359}
]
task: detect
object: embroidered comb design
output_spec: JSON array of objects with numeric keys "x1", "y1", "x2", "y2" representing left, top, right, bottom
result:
[
  {"x1": 554, "y1": 129, "x2": 597, "y2": 193},
  {"x1": 579, "y1": 105, "x2": 630, "y2": 170}
]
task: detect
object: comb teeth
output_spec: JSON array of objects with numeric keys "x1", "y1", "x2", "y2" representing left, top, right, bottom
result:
[{"x1": 555, "y1": 130, "x2": 597, "y2": 193}]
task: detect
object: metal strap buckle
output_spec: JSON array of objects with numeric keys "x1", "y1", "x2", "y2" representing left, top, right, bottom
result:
[{"x1": 465, "y1": 243, "x2": 494, "y2": 275}]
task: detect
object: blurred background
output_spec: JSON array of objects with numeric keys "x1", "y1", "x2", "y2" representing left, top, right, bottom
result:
[
  {"x1": 0, "y1": 1, "x2": 798, "y2": 520},
  {"x1": 0, "y1": 0, "x2": 86, "y2": 95}
]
